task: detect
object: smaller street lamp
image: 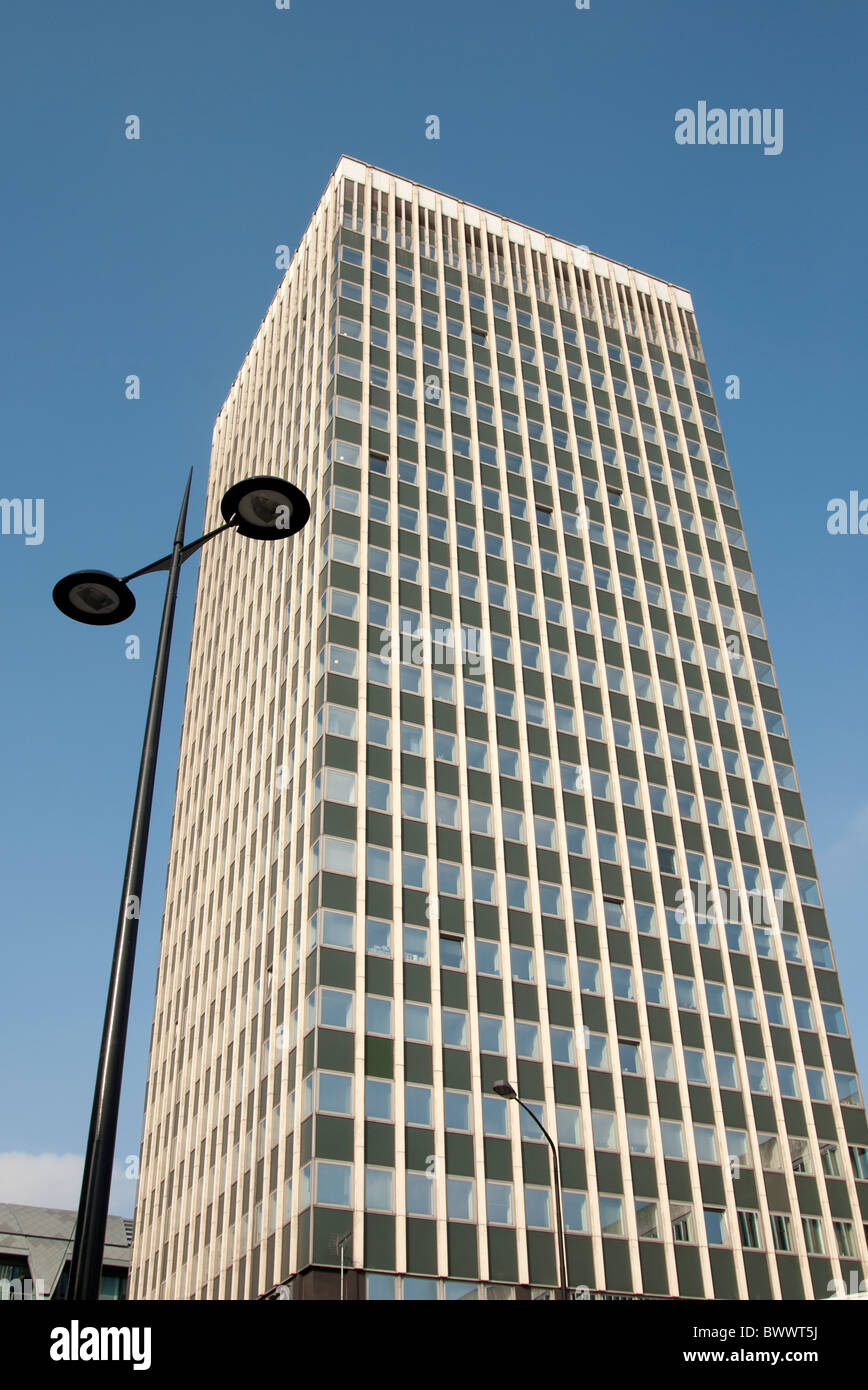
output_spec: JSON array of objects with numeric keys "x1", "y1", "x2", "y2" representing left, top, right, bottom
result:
[
  {"x1": 493, "y1": 1081, "x2": 570, "y2": 1300},
  {"x1": 336, "y1": 1230, "x2": 352, "y2": 1301}
]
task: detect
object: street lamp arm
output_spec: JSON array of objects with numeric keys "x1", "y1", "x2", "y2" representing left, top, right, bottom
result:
[
  {"x1": 515, "y1": 1099, "x2": 557, "y2": 1151},
  {"x1": 179, "y1": 521, "x2": 237, "y2": 564},
  {"x1": 121, "y1": 520, "x2": 237, "y2": 584}
]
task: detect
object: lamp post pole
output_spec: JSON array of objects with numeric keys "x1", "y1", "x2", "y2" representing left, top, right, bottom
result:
[
  {"x1": 494, "y1": 1081, "x2": 570, "y2": 1301},
  {"x1": 54, "y1": 471, "x2": 310, "y2": 1300}
]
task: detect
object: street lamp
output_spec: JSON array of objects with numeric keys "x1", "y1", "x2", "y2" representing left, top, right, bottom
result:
[
  {"x1": 336, "y1": 1230, "x2": 352, "y2": 1301},
  {"x1": 493, "y1": 1081, "x2": 570, "y2": 1300},
  {"x1": 53, "y1": 471, "x2": 310, "y2": 1301}
]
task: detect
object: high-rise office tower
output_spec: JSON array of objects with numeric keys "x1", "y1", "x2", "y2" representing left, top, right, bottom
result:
[{"x1": 130, "y1": 157, "x2": 868, "y2": 1302}]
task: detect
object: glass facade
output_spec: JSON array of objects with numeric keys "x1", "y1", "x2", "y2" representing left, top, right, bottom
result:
[{"x1": 131, "y1": 158, "x2": 868, "y2": 1302}]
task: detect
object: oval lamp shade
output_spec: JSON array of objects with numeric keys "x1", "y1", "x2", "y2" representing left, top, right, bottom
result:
[
  {"x1": 52, "y1": 570, "x2": 136, "y2": 626},
  {"x1": 221, "y1": 476, "x2": 311, "y2": 541}
]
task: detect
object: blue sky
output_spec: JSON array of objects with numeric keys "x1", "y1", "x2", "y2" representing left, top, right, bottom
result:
[{"x1": 1, "y1": 0, "x2": 866, "y2": 1217}]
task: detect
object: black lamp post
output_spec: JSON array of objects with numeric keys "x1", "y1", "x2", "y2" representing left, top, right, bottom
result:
[
  {"x1": 493, "y1": 1080, "x2": 570, "y2": 1300},
  {"x1": 53, "y1": 471, "x2": 310, "y2": 1301}
]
